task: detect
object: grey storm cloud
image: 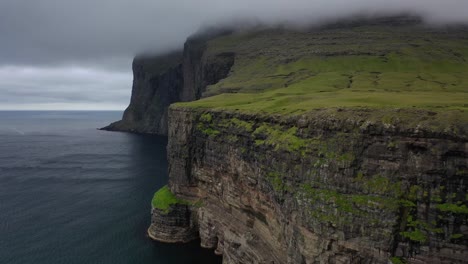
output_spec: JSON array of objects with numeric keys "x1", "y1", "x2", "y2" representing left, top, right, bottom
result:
[
  {"x1": 0, "y1": 66, "x2": 130, "y2": 110},
  {"x1": 0, "y1": 0, "x2": 467, "y2": 110}
]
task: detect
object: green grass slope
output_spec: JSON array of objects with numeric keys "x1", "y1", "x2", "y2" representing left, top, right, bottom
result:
[
  {"x1": 151, "y1": 185, "x2": 189, "y2": 213},
  {"x1": 176, "y1": 21, "x2": 468, "y2": 125}
]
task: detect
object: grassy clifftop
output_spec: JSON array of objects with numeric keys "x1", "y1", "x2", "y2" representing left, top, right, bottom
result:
[
  {"x1": 175, "y1": 20, "x2": 468, "y2": 125},
  {"x1": 152, "y1": 185, "x2": 189, "y2": 213}
]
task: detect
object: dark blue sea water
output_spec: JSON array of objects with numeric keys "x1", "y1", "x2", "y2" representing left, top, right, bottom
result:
[{"x1": 0, "y1": 111, "x2": 221, "y2": 264}]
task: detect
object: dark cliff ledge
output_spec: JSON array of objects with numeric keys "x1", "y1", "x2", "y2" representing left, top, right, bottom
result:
[{"x1": 101, "y1": 30, "x2": 235, "y2": 135}]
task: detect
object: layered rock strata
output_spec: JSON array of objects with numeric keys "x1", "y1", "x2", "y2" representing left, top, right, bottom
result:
[
  {"x1": 150, "y1": 107, "x2": 468, "y2": 264},
  {"x1": 148, "y1": 204, "x2": 198, "y2": 243},
  {"x1": 104, "y1": 16, "x2": 468, "y2": 263}
]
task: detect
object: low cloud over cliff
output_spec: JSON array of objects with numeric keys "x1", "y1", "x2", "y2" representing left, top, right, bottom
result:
[{"x1": 0, "y1": 0, "x2": 467, "y2": 109}]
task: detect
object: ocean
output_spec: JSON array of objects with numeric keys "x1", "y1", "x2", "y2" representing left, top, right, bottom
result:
[{"x1": 0, "y1": 111, "x2": 221, "y2": 264}]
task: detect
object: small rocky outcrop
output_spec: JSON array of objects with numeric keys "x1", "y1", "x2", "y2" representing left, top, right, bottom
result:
[
  {"x1": 148, "y1": 204, "x2": 198, "y2": 243},
  {"x1": 147, "y1": 185, "x2": 199, "y2": 243}
]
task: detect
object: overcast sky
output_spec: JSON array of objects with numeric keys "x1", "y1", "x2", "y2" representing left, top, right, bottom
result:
[{"x1": 1, "y1": 0, "x2": 467, "y2": 110}]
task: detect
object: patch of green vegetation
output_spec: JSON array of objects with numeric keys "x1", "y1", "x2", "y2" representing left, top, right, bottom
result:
[
  {"x1": 451, "y1": 233, "x2": 463, "y2": 239},
  {"x1": 337, "y1": 152, "x2": 355, "y2": 162},
  {"x1": 240, "y1": 147, "x2": 247, "y2": 153},
  {"x1": 226, "y1": 135, "x2": 238, "y2": 143},
  {"x1": 304, "y1": 171, "x2": 456, "y2": 244},
  {"x1": 354, "y1": 173, "x2": 403, "y2": 196},
  {"x1": 151, "y1": 185, "x2": 190, "y2": 213},
  {"x1": 267, "y1": 172, "x2": 284, "y2": 192},
  {"x1": 218, "y1": 117, "x2": 254, "y2": 132},
  {"x1": 387, "y1": 141, "x2": 397, "y2": 148},
  {"x1": 175, "y1": 25, "x2": 468, "y2": 132},
  {"x1": 390, "y1": 257, "x2": 407, "y2": 264},
  {"x1": 298, "y1": 172, "x2": 461, "y2": 244},
  {"x1": 253, "y1": 124, "x2": 309, "y2": 153},
  {"x1": 400, "y1": 229, "x2": 427, "y2": 243},
  {"x1": 229, "y1": 118, "x2": 254, "y2": 132},
  {"x1": 436, "y1": 203, "x2": 468, "y2": 214},
  {"x1": 197, "y1": 123, "x2": 220, "y2": 137},
  {"x1": 200, "y1": 113, "x2": 213, "y2": 123},
  {"x1": 255, "y1": 139, "x2": 265, "y2": 146},
  {"x1": 197, "y1": 112, "x2": 221, "y2": 137},
  {"x1": 299, "y1": 183, "x2": 400, "y2": 226},
  {"x1": 177, "y1": 89, "x2": 467, "y2": 117},
  {"x1": 395, "y1": 186, "x2": 463, "y2": 246}
]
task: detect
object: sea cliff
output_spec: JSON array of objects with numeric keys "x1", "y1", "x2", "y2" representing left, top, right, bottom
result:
[
  {"x1": 102, "y1": 30, "x2": 234, "y2": 135},
  {"x1": 154, "y1": 107, "x2": 467, "y2": 263},
  {"x1": 108, "y1": 16, "x2": 467, "y2": 263}
]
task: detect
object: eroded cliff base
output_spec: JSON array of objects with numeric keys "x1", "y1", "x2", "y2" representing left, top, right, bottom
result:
[{"x1": 148, "y1": 204, "x2": 198, "y2": 243}]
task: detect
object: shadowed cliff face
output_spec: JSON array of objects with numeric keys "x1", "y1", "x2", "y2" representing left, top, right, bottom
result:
[
  {"x1": 102, "y1": 52, "x2": 183, "y2": 134},
  {"x1": 102, "y1": 32, "x2": 235, "y2": 135},
  {"x1": 161, "y1": 107, "x2": 467, "y2": 264},
  {"x1": 180, "y1": 29, "x2": 235, "y2": 102}
]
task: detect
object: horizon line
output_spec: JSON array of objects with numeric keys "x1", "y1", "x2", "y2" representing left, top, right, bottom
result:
[{"x1": 0, "y1": 109, "x2": 124, "y2": 111}]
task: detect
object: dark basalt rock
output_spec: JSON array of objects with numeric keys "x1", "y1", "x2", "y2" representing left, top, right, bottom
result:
[
  {"x1": 148, "y1": 204, "x2": 198, "y2": 243},
  {"x1": 102, "y1": 33, "x2": 235, "y2": 135},
  {"x1": 158, "y1": 107, "x2": 467, "y2": 264},
  {"x1": 105, "y1": 15, "x2": 468, "y2": 264},
  {"x1": 101, "y1": 51, "x2": 184, "y2": 135}
]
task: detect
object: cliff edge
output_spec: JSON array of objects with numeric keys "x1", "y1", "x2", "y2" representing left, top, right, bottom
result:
[
  {"x1": 101, "y1": 30, "x2": 235, "y2": 135},
  {"x1": 113, "y1": 16, "x2": 467, "y2": 264}
]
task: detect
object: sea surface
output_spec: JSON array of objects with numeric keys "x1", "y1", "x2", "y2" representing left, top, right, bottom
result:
[{"x1": 0, "y1": 111, "x2": 222, "y2": 264}]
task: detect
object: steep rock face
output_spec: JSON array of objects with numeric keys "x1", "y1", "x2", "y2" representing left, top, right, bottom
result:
[
  {"x1": 180, "y1": 30, "x2": 235, "y2": 101},
  {"x1": 103, "y1": 32, "x2": 234, "y2": 135},
  {"x1": 102, "y1": 52, "x2": 183, "y2": 135},
  {"x1": 148, "y1": 204, "x2": 198, "y2": 243},
  {"x1": 161, "y1": 107, "x2": 467, "y2": 264}
]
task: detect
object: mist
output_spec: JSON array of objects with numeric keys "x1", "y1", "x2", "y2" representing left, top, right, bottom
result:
[{"x1": 0, "y1": 0, "x2": 467, "y2": 110}]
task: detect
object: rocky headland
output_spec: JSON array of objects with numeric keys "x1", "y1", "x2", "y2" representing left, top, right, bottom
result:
[{"x1": 105, "y1": 16, "x2": 468, "y2": 263}]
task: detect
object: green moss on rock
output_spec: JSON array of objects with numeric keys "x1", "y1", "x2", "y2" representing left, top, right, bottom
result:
[
  {"x1": 436, "y1": 203, "x2": 468, "y2": 214},
  {"x1": 400, "y1": 229, "x2": 427, "y2": 243},
  {"x1": 151, "y1": 185, "x2": 189, "y2": 213},
  {"x1": 390, "y1": 257, "x2": 406, "y2": 264},
  {"x1": 253, "y1": 124, "x2": 308, "y2": 153},
  {"x1": 200, "y1": 113, "x2": 213, "y2": 123}
]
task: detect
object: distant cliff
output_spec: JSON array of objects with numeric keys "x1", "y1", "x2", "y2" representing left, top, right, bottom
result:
[
  {"x1": 102, "y1": 52, "x2": 183, "y2": 134},
  {"x1": 102, "y1": 30, "x2": 235, "y2": 135}
]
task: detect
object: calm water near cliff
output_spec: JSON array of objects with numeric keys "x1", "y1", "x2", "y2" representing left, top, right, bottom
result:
[{"x1": 0, "y1": 111, "x2": 221, "y2": 264}]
